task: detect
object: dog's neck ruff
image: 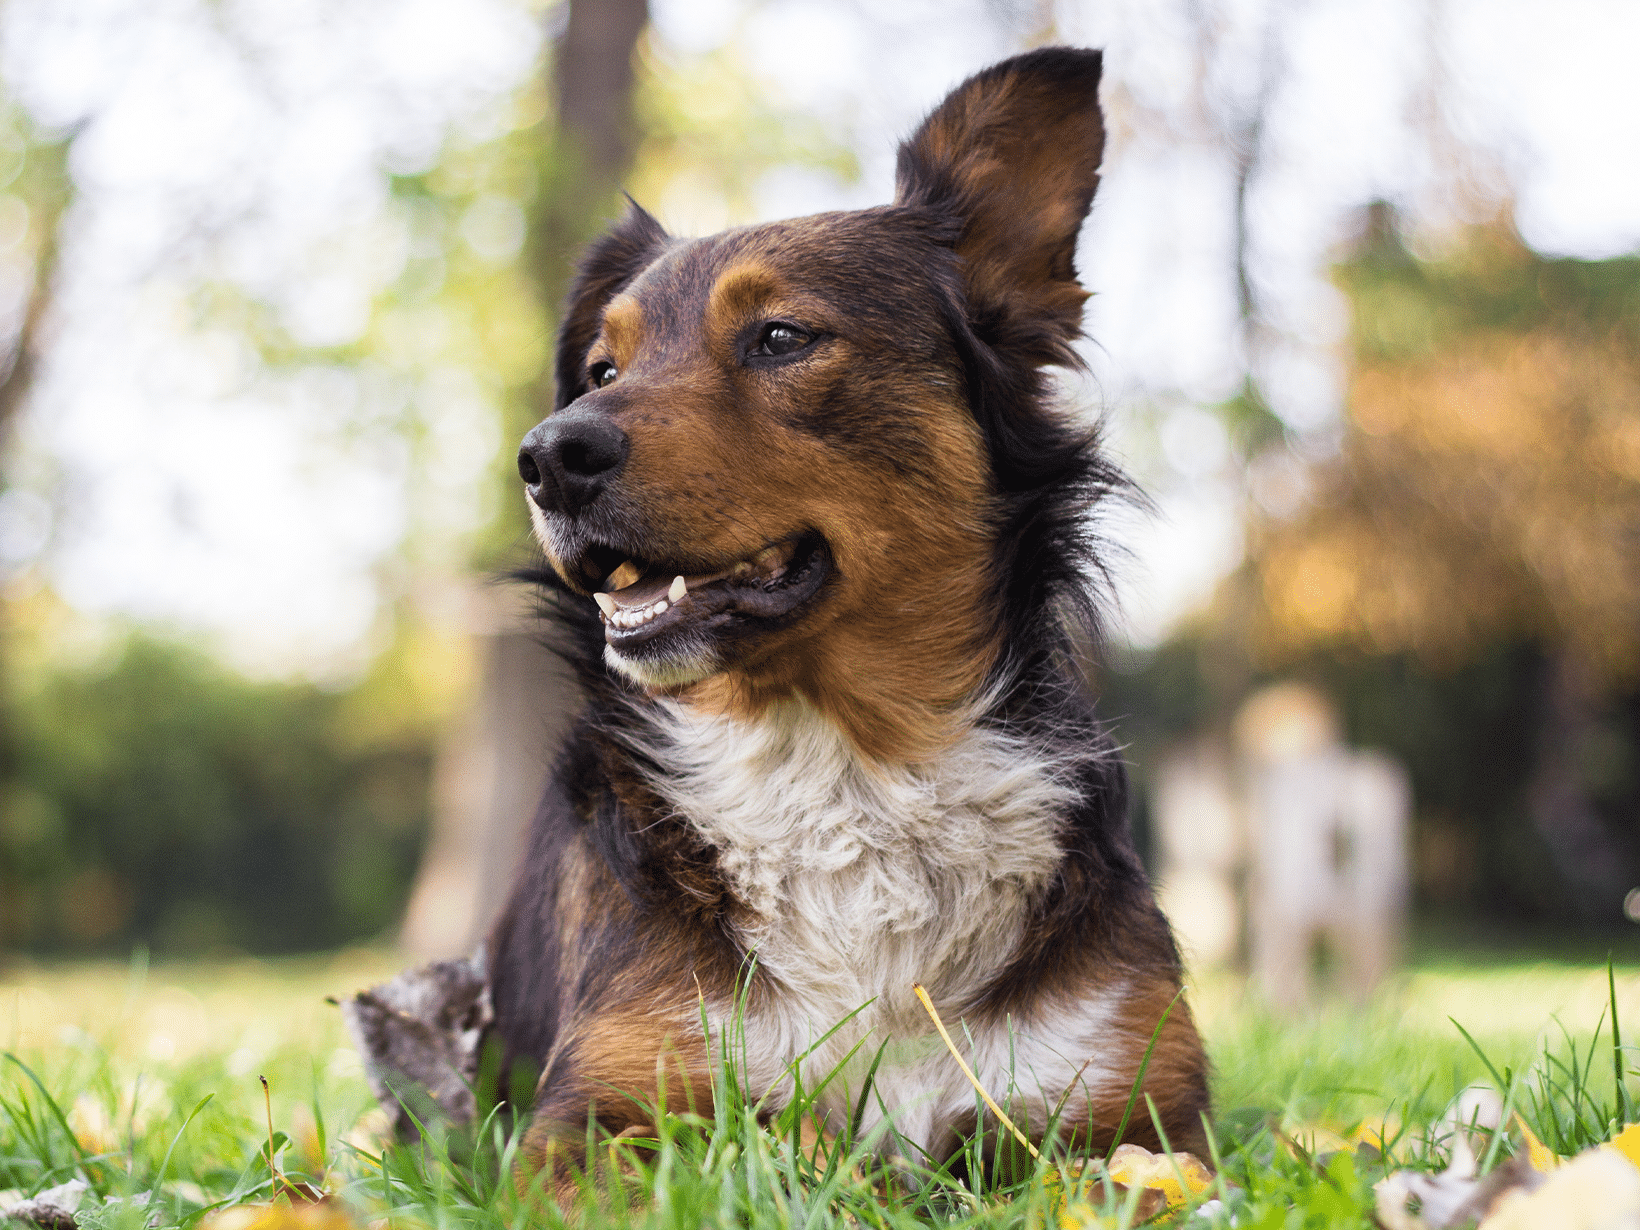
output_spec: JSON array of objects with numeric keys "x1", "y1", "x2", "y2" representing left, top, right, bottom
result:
[
  {"x1": 641, "y1": 694, "x2": 1080, "y2": 994},
  {"x1": 631, "y1": 693, "x2": 1126, "y2": 1150},
  {"x1": 637, "y1": 695, "x2": 1086, "y2": 1003}
]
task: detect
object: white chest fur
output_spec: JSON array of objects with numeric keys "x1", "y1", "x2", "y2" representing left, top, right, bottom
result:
[{"x1": 638, "y1": 698, "x2": 1133, "y2": 1155}]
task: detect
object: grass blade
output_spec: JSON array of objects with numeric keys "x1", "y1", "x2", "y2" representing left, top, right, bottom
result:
[
  {"x1": 1449, "y1": 1018, "x2": 1508, "y2": 1093},
  {"x1": 1612, "y1": 959, "x2": 1630, "y2": 1125},
  {"x1": 150, "y1": 1093, "x2": 214, "y2": 1200},
  {"x1": 848, "y1": 1039, "x2": 890, "y2": 1144},
  {"x1": 913, "y1": 982, "x2": 1038, "y2": 1161},
  {"x1": 1107, "y1": 987, "x2": 1184, "y2": 1162},
  {"x1": 2, "y1": 1053, "x2": 93, "y2": 1176}
]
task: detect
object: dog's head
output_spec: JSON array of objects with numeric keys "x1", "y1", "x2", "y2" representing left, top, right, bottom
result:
[{"x1": 519, "y1": 48, "x2": 1112, "y2": 760}]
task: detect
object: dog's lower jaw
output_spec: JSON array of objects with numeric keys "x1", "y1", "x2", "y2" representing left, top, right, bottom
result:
[{"x1": 603, "y1": 641, "x2": 720, "y2": 690}]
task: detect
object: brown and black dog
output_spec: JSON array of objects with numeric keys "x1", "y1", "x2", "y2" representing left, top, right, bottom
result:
[{"x1": 491, "y1": 46, "x2": 1210, "y2": 1189}]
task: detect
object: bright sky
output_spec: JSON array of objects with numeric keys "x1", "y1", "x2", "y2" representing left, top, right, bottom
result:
[{"x1": 0, "y1": 0, "x2": 1636, "y2": 674}]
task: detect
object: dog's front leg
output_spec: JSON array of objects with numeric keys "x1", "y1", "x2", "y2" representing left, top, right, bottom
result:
[{"x1": 515, "y1": 1006, "x2": 716, "y2": 1211}]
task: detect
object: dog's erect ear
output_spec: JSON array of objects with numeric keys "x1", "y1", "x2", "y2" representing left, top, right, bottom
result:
[
  {"x1": 554, "y1": 200, "x2": 671, "y2": 409},
  {"x1": 894, "y1": 47, "x2": 1104, "y2": 352}
]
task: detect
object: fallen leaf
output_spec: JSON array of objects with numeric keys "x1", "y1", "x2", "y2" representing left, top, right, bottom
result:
[
  {"x1": 342, "y1": 952, "x2": 491, "y2": 1143},
  {"x1": 1, "y1": 1180, "x2": 88, "y2": 1230},
  {"x1": 1353, "y1": 1117, "x2": 1404, "y2": 1158},
  {"x1": 1477, "y1": 1146, "x2": 1640, "y2": 1230},
  {"x1": 1105, "y1": 1143, "x2": 1215, "y2": 1209},
  {"x1": 1036, "y1": 1164, "x2": 1165, "y2": 1229},
  {"x1": 201, "y1": 1200, "x2": 362, "y2": 1230},
  {"x1": 1607, "y1": 1123, "x2": 1640, "y2": 1172},
  {"x1": 1514, "y1": 1115, "x2": 1560, "y2": 1173},
  {"x1": 273, "y1": 1181, "x2": 328, "y2": 1205},
  {"x1": 1374, "y1": 1136, "x2": 1544, "y2": 1230}
]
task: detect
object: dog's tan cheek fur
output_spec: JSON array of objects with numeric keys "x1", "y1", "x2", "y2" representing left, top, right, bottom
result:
[
  {"x1": 667, "y1": 393, "x2": 1000, "y2": 762},
  {"x1": 667, "y1": 273, "x2": 1003, "y2": 760}
]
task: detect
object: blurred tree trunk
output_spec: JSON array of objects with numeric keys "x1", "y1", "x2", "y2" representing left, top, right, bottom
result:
[
  {"x1": 0, "y1": 129, "x2": 72, "y2": 954},
  {"x1": 1527, "y1": 651, "x2": 1630, "y2": 916},
  {"x1": 401, "y1": 0, "x2": 649, "y2": 959},
  {"x1": 0, "y1": 159, "x2": 67, "y2": 431},
  {"x1": 530, "y1": 0, "x2": 650, "y2": 314}
]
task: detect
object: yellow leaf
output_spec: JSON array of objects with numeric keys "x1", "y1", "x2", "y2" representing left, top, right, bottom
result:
[
  {"x1": 1512, "y1": 1113, "x2": 1560, "y2": 1172},
  {"x1": 1350, "y1": 1117, "x2": 1403, "y2": 1159},
  {"x1": 1606, "y1": 1123, "x2": 1640, "y2": 1172},
  {"x1": 1106, "y1": 1143, "x2": 1214, "y2": 1209},
  {"x1": 201, "y1": 1201, "x2": 361, "y2": 1230},
  {"x1": 1033, "y1": 1165, "x2": 1161, "y2": 1230}
]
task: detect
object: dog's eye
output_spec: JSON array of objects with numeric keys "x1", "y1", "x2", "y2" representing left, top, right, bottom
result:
[
  {"x1": 752, "y1": 323, "x2": 812, "y2": 358},
  {"x1": 589, "y1": 361, "x2": 618, "y2": 388}
]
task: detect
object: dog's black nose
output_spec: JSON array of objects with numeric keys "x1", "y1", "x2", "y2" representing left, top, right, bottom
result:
[{"x1": 518, "y1": 409, "x2": 630, "y2": 516}]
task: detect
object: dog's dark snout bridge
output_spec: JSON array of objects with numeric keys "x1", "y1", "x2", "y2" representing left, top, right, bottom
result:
[{"x1": 519, "y1": 408, "x2": 630, "y2": 516}]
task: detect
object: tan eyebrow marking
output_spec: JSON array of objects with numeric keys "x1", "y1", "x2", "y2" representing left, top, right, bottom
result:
[
  {"x1": 599, "y1": 294, "x2": 645, "y2": 366},
  {"x1": 706, "y1": 261, "x2": 782, "y2": 349}
]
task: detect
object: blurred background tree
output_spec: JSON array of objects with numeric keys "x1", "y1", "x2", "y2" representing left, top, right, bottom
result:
[
  {"x1": 1107, "y1": 205, "x2": 1640, "y2": 932},
  {"x1": 1261, "y1": 207, "x2": 1640, "y2": 923}
]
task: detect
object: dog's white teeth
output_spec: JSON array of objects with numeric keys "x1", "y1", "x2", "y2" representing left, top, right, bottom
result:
[
  {"x1": 669, "y1": 575, "x2": 687, "y2": 602},
  {"x1": 607, "y1": 597, "x2": 672, "y2": 632},
  {"x1": 608, "y1": 561, "x2": 641, "y2": 590},
  {"x1": 594, "y1": 592, "x2": 616, "y2": 618}
]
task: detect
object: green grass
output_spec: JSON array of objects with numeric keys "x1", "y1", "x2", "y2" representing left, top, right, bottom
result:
[{"x1": 1, "y1": 949, "x2": 1636, "y2": 1229}]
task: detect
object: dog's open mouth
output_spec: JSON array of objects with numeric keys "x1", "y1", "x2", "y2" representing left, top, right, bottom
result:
[{"x1": 583, "y1": 532, "x2": 831, "y2": 650}]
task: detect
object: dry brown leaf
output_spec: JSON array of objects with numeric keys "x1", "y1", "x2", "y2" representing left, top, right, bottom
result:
[{"x1": 1375, "y1": 1136, "x2": 1544, "y2": 1230}]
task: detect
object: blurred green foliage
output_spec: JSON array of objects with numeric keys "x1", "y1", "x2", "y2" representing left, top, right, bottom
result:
[
  {"x1": 1344, "y1": 207, "x2": 1640, "y2": 364},
  {"x1": 0, "y1": 633, "x2": 432, "y2": 955}
]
